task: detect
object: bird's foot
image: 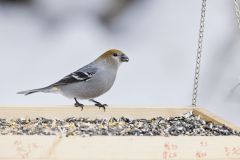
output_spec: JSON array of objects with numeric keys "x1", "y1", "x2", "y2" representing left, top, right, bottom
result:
[
  {"x1": 89, "y1": 99, "x2": 107, "y2": 111},
  {"x1": 74, "y1": 102, "x2": 84, "y2": 111},
  {"x1": 95, "y1": 103, "x2": 107, "y2": 111},
  {"x1": 74, "y1": 98, "x2": 84, "y2": 111}
]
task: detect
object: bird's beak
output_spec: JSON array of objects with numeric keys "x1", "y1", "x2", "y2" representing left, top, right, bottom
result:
[{"x1": 120, "y1": 55, "x2": 129, "y2": 62}]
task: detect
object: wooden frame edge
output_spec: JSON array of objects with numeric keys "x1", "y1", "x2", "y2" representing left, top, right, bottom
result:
[{"x1": 193, "y1": 107, "x2": 240, "y2": 132}]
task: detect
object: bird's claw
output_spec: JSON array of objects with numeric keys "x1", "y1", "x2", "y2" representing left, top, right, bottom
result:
[
  {"x1": 89, "y1": 99, "x2": 107, "y2": 111},
  {"x1": 95, "y1": 103, "x2": 107, "y2": 111},
  {"x1": 74, "y1": 102, "x2": 84, "y2": 111}
]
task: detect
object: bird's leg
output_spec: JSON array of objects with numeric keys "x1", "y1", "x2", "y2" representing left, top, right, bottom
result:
[
  {"x1": 74, "y1": 98, "x2": 84, "y2": 111},
  {"x1": 89, "y1": 99, "x2": 107, "y2": 111}
]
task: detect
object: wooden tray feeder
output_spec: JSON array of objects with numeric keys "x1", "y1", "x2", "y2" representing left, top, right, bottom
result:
[
  {"x1": 1, "y1": 0, "x2": 240, "y2": 160},
  {"x1": 0, "y1": 106, "x2": 239, "y2": 160}
]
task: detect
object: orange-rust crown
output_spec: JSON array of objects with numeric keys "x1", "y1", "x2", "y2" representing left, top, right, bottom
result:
[{"x1": 98, "y1": 49, "x2": 123, "y2": 59}]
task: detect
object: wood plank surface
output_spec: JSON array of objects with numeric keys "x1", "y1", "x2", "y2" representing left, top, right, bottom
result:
[
  {"x1": 0, "y1": 106, "x2": 192, "y2": 119},
  {"x1": 0, "y1": 106, "x2": 239, "y2": 160},
  {"x1": 0, "y1": 136, "x2": 239, "y2": 160}
]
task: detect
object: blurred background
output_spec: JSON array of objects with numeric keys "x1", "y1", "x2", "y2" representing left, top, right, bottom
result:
[{"x1": 0, "y1": 0, "x2": 239, "y2": 125}]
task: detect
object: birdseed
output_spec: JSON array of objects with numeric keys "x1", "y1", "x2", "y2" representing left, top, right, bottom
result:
[{"x1": 0, "y1": 112, "x2": 239, "y2": 137}]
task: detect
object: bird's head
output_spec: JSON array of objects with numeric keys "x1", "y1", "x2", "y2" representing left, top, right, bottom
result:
[{"x1": 96, "y1": 49, "x2": 129, "y2": 67}]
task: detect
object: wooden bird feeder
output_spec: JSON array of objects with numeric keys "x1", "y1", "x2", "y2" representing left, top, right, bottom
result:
[
  {"x1": 0, "y1": 106, "x2": 239, "y2": 160},
  {"x1": 1, "y1": 0, "x2": 240, "y2": 160}
]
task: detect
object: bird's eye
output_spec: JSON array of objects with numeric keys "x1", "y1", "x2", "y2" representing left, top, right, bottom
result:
[{"x1": 113, "y1": 53, "x2": 118, "y2": 57}]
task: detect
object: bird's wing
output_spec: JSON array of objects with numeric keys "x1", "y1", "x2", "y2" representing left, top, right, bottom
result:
[{"x1": 51, "y1": 65, "x2": 98, "y2": 86}]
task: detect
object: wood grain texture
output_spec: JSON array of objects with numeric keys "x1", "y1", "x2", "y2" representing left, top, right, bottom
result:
[
  {"x1": 0, "y1": 136, "x2": 239, "y2": 160},
  {"x1": 0, "y1": 106, "x2": 239, "y2": 160},
  {"x1": 0, "y1": 106, "x2": 193, "y2": 119}
]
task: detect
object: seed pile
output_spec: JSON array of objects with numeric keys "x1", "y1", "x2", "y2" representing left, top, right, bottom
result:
[{"x1": 0, "y1": 112, "x2": 239, "y2": 137}]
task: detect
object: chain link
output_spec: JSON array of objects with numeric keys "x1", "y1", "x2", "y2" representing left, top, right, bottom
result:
[
  {"x1": 192, "y1": 0, "x2": 207, "y2": 106},
  {"x1": 234, "y1": 0, "x2": 240, "y2": 29}
]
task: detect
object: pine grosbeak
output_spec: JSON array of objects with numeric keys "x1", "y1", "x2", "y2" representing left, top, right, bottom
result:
[{"x1": 18, "y1": 49, "x2": 129, "y2": 110}]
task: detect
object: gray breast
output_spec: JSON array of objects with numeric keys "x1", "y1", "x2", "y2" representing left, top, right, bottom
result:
[{"x1": 59, "y1": 68, "x2": 117, "y2": 99}]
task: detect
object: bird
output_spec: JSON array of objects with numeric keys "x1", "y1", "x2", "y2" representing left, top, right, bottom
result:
[{"x1": 17, "y1": 49, "x2": 129, "y2": 111}]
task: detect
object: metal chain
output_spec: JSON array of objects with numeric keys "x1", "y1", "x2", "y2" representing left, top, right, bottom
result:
[
  {"x1": 234, "y1": 0, "x2": 240, "y2": 29},
  {"x1": 192, "y1": 0, "x2": 207, "y2": 106}
]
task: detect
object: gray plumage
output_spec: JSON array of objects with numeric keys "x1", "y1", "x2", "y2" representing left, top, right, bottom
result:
[{"x1": 17, "y1": 49, "x2": 129, "y2": 108}]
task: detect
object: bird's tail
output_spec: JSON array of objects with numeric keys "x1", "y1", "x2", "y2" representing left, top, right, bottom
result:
[{"x1": 17, "y1": 87, "x2": 51, "y2": 95}]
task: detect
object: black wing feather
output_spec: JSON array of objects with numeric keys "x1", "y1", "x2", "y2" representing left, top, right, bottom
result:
[{"x1": 51, "y1": 67, "x2": 97, "y2": 87}]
